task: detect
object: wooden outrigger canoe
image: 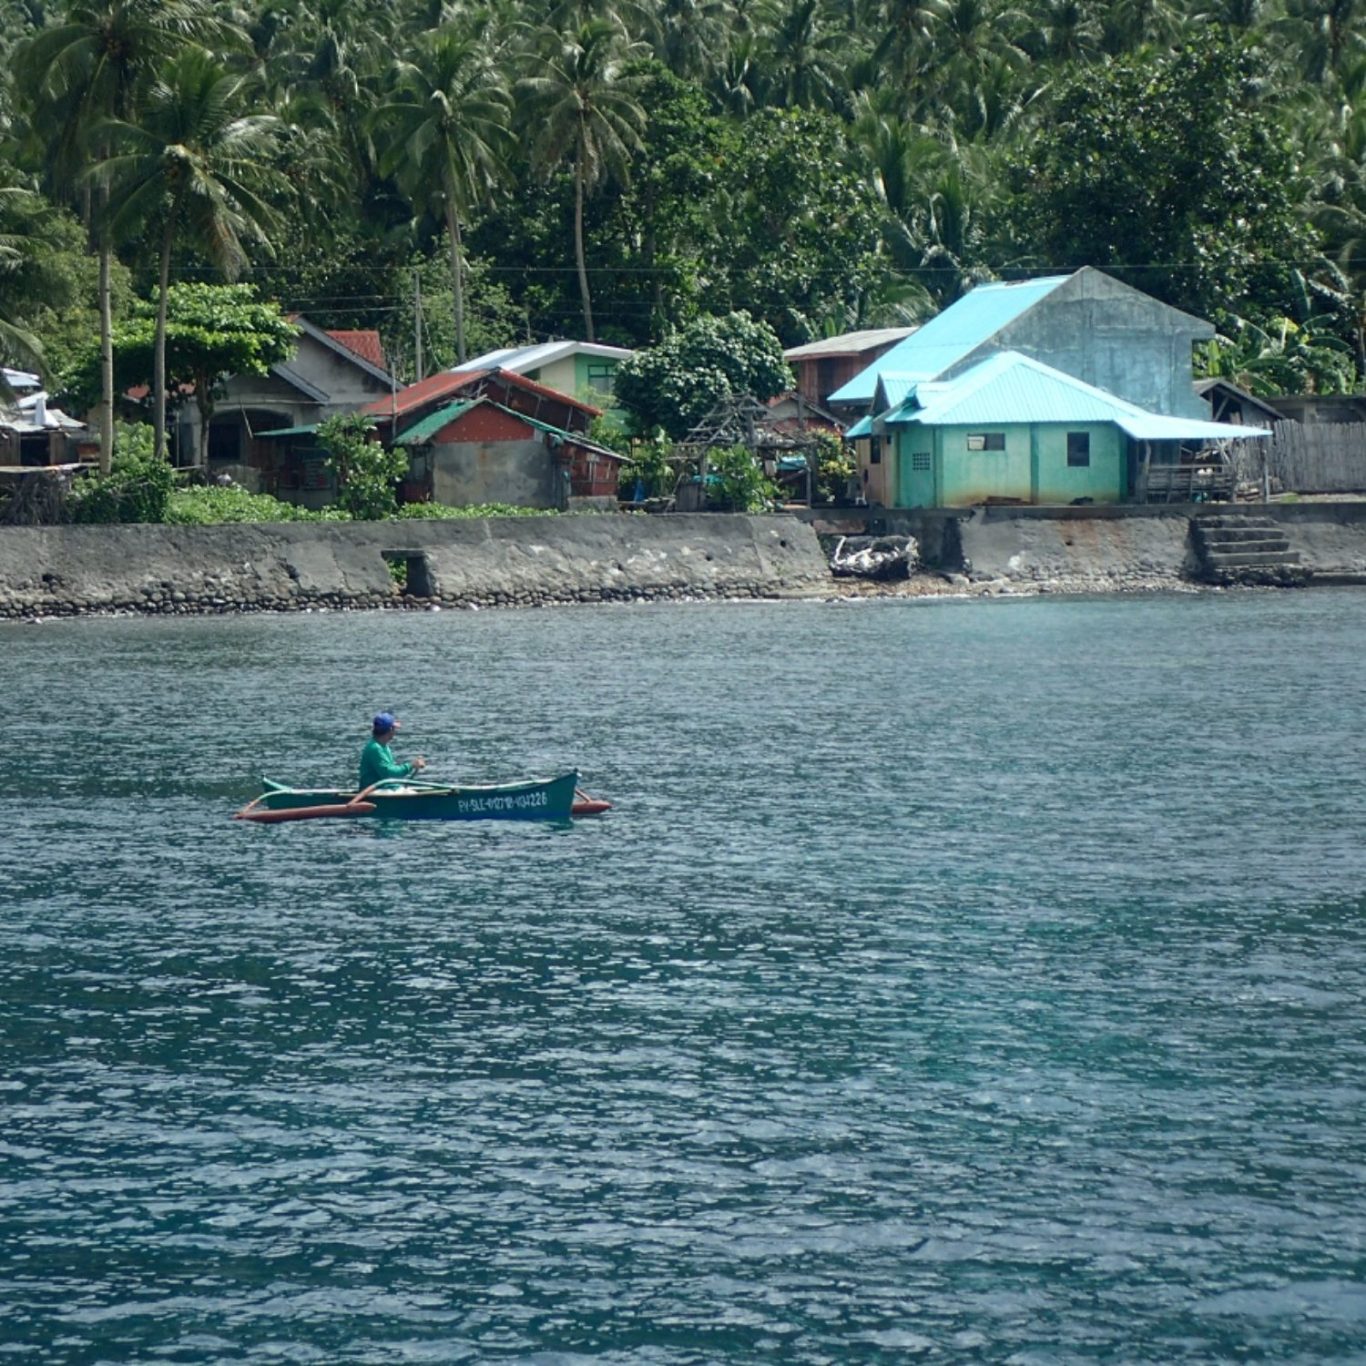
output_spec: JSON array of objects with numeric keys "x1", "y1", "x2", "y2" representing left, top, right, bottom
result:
[{"x1": 235, "y1": 772, "x2": 610, "y2": 825}]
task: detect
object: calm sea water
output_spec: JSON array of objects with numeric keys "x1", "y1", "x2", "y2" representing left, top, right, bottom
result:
[{"x1": 3, "y1": 592, "x2": 1366, "y2": 1363}]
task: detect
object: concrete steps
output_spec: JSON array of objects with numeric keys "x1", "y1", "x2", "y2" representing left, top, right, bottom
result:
[{"x1": 1192, "y1": 514, "x2": 1310, "y2": 586}]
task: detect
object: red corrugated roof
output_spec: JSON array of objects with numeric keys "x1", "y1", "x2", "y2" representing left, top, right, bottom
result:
[
  {"x1": 326, "y1": 329, "x2": 386, "y2": 371},
  {"x1": 490, "y1": 368, "x2": 603, "y2": 417},
  {"x1": 364, "y1": 367, "x2": 602, "y2": 422},
  {"x1": 362, "y1": 371, "x2": 473, "y2": 419}
]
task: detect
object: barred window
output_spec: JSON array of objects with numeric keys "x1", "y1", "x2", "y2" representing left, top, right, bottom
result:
[{"x1": 1067, "y1": 432, "x2": 1091, "y2": 467}]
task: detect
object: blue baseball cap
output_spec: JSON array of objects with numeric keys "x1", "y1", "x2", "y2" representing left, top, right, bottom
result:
[{"x1": 372, "y1": 712, "x2": 398, "y2": 733}]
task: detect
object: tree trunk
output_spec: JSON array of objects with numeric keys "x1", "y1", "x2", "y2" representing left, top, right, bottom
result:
[
  {"x1": 97, "y1": 244, "x2": 114, "y2": 476},
  {"x1": 89, "y1": 170, "x2": 113, "y2": 477},
  {"x1": 574, "y1": 141, "x2": 594, "y2": 342},
  {"x1": 444, "y1": 176, "x2": 467, "y2": 365},
  {"x1": 153, "y1": 213, "x2": 177, "y2": 463}
]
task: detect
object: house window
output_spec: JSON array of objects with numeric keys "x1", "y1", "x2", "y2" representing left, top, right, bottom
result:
[
  {"x1": 911, "y1": 451, "x2": 931, "y2": 471},
  {"x1": 586, "y1": 363, "x2": 615, "y2": 394},
  {"x1": 1067, "y1": 432, "x2": 1091, "y2": 467},
  {"x1": 966, "y1": 432, "x2": 1005, "y2": 451},
  {"x1": 869, "y1": 437, "x2": 882, "y2": 465}
]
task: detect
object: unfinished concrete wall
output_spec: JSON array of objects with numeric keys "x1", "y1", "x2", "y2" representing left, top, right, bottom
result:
[
  {"x1": 967, "y1": 268, "x2": 1213, "y2": 419},
  {"x1": 430, "y1": 441, "x2": 560, "y2": 508}
]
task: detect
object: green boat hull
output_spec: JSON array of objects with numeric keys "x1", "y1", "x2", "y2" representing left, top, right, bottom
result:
[{"x1": 250, "y1": 771, "x2": 579, "y2": 822}]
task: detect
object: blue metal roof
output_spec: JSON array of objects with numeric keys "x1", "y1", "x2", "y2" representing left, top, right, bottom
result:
[
  {"x1": 829, "y1": 276, "x2": 1071, "y2": 404},
  {"x1": 888, "y1": 352, "x2": 1269, "y2": 439},
  {"x1": 845, "y1": 414, "x2": 873, "y2": 439},
  {"x1": 874, "y1": 372, "x2": 919, "y2": 410}
]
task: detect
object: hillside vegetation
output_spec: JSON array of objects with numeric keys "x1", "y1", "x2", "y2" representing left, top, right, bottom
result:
[{"x1": 0, "y1": 0, "x2": 1362, "y2": 457}]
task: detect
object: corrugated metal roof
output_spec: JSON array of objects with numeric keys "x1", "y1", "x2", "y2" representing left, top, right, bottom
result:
[
  {"x1": 886, "y1": 351, "x2": 1269, "y2": 438},
  {"x1": 451, "y1": 340, "x2": 633, "y2": 375},
  {"x1": 784, "y1": 327, "x2": 917, "y2": 360},
  {"x1": 829, "y1": 276, "x2": 1071, "y2": 404},
  {"x1": 256, "y1": 423, "x2": 318, "y2": 438},
  {"x1": 875, "y1": 372, "x2": 919, "y2": 409},
  {"x1": 1114, "y1": 412, "x2": 1270, "y2": 441},
  {"x1": 844, "y1": 415, "x2": 873, "y2": 439},
  {"x1": 395, "y1": 400, "x2": 477, "y2": 444}
]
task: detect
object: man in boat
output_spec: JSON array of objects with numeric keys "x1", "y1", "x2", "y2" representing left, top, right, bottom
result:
[{"x1": 358, "y1": 712, "x2": 426, "y2": 790}]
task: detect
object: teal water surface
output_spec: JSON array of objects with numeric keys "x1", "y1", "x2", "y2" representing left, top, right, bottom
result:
[{"x1": 3, "y1": 593, "x2": 1365, "y2": 1362}]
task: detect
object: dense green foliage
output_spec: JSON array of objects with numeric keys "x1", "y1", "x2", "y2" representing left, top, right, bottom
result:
[
  {"x1": 812, "y1": 432, "x2": 856, "y2": 503},
  {"x1": 396, "y1": 502, "x2": 560, "y2": 519},
  {"x1": 705, "y1": 443, "x2": 780, "y2": 513},
  {"x1": 1009, "y1": 39, "x2": 1318, "y2": 329},
  {"x1": 0, "y1": 0, "x2": 1363, "y2": 407},
  {"x1": 317, "y1": 413, "x2": 406, "y2": 520},
  {"x1": 165, "y1": 485, "x2": 345, "y2": 524},
  {"x1": 615, "y1": 311, "x2": 793, "y2": 437},
  {"x1": 67, "y1": 421, "x2": 173, "y2": 522}
]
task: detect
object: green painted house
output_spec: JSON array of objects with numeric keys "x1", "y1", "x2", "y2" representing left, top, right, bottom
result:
[
  {"x1": 451, "y1": 341, "x2": 632, "y2": 408},
  {"x1": 836, "y1": 269, "x2": 1268, "y2": 507}
]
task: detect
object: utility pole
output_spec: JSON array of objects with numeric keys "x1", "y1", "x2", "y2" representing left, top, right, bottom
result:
[{"x1": 414, "y1": 267, "x2": 424, "y2": 381}]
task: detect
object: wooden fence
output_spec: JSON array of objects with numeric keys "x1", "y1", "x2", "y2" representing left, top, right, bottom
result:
[{"x1": 1251, "y1": 422, "x2": 1366, "y2": 494}]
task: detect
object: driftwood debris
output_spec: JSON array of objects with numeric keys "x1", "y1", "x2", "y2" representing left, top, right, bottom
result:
[{"x1": 829, "y1": 534, "x2": 918, "y2": 580}]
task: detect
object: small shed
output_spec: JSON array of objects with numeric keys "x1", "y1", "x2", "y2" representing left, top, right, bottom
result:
[
  {"x1": 396, "y1": 396, "x2": 626, "y2": 509},
  {"x1": 0, "y1": 391, "x2": 90, "y2": 466},
  {"x1": 784, "y1": 327, "x2": 917, "y2": 412},
  {"x1": 1195, "y1": 378, "x2": 1285, "y2": 429}
]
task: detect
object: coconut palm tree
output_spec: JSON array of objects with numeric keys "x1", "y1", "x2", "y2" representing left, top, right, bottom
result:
[
  {"x1": 651, "y1": 0, "x2": 736, "y2": 82},
  {"x1": 519, "y1": 18, "x2": 648, "y2": 341},
  {"x1": 1282, "y1": 0, "x2": 1365, "y2": 83},
  {"x1": 0, "y1": 188, "x2": 46, "y2": 383},
  {"x1": 373, "y1": 24, "x2": 513, "y2": 364},
  {"x1": 867, "y1": 0, "x2": 947, "y2": 89},
  {"x1": 758, "y1": 0, "x2": 848, "y2": 111},
  {"x1": 93, "y1": 48, "x2": 283, "y2": 461},
  {"x1": 17, "y1": 0, "x2": 239, "y2": 473}
]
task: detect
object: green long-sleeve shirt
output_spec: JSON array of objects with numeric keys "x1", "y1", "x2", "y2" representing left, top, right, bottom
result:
[{"x1": 358, "y1": 738, "x2": 415, "y2": 790}]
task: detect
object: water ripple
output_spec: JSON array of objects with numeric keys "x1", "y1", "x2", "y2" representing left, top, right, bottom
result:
[{"x1": 3, "y1": 594, "x2": 1366, "y2": 1362}]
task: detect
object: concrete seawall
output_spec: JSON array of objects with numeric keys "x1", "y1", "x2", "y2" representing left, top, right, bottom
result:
[
  {"x1": 0, "y1": 514, "x2": 833, "y2": 619},
  {"x1": 4, "y1": 504, "x2": 1366, "y2": 621},
  {"x1": 806, "y1": 502, "x2": 1366, "y2": 593}
]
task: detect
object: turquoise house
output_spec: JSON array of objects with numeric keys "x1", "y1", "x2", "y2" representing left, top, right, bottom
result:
[
  {"x1": 836, "y1": 270, "x2": 1267, "y2": 507},
  {"x1": 846, "y1": 352, "x2": 1268, "y2": 508}
]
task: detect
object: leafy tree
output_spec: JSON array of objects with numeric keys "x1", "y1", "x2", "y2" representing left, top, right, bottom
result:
[
  {"x1": 0, "y1": 192, "x2": 136, "y2": 382},
  {"x1": 0, "y1": 185, "x2": 52, "y2": 375},
  {"x1": 318, "y1": 412, "x2": 406, "y2": 519},
  {"x1": 705, "y1": 442, "x2": 778, "y2": 511},
  {"x1": 61, "y1": 283, "x2": 298, "y2": 462},
  {"x1": 94, "y1": 48, "x2": 284, "y2": 461},
  {"x1": 812, "y1": 430, "x2": 856, "y2": 502},
  {"x1": 1009, "y1": 36, "x2": 1321, "y2": 327},
  {"x1": 614, "y1": 310, "x2": 792, "y2": 437},
  {"x1": 621, "y1": 429, "x2": 677, "y2": 497}
]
